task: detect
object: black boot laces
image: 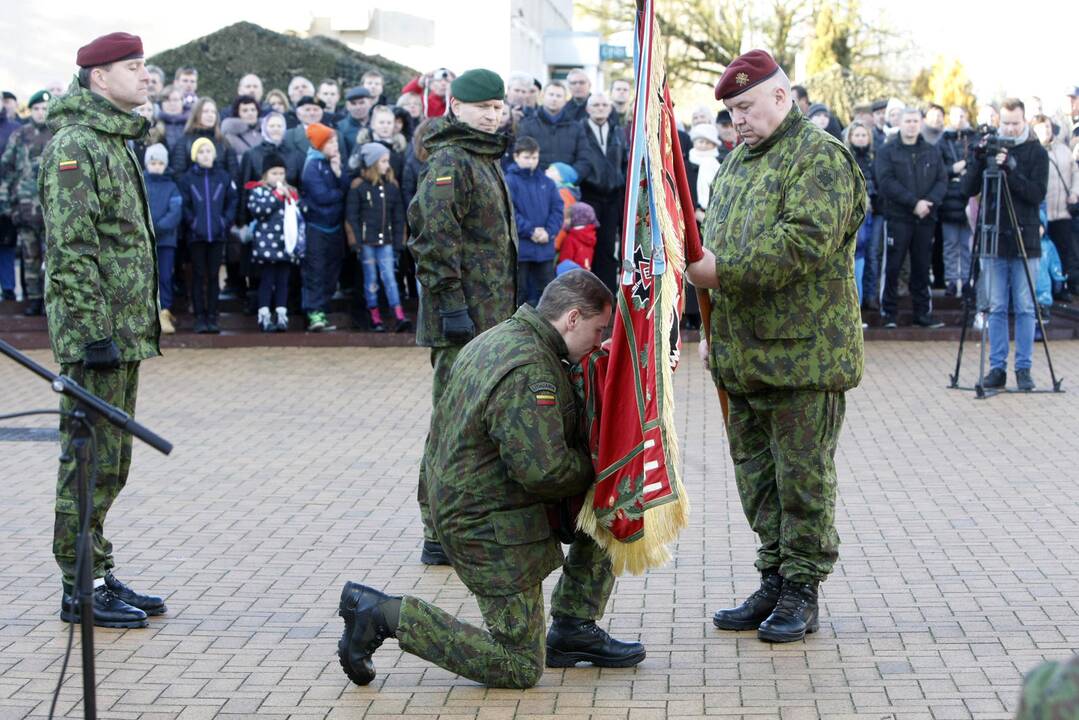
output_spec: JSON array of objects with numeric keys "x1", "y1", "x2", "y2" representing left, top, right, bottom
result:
[
  {"x1": 745, "y1": 576, "x2": 781, "y2": 605},
  {"x1": 772, "y1": 583, "x2": 810, "y2": 619}
]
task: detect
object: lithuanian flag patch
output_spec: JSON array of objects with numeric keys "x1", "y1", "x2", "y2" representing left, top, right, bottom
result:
[
  {"x1": 434, "y1": 176, "x2": 452, "y2": 187},
  {"x1": 59, "y1": 160, "x2": 79, "y2": 172},
  {"x1": 535, "y1": 393, "x2": 556, "y2": 407}
]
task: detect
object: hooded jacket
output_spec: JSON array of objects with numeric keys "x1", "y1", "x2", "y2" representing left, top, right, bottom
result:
[
  {"x1": 39, "y1": 78, "x2": 160, "y2": 363},
  {"x1": 406, "y1": 116, "x2": 517, "y2": 347},
  {"x1": 220, "y1": 117, "x2": 262, "y2": 157},
  {"x1": 505, "y1": 163, "x2": 564, "y2": 263},
  {"x1": 144, "y1": 171, "x2": 183, "y2": 248},
  {"x1": 178, "y1": 165, "x2": 238, "y2": 243}
]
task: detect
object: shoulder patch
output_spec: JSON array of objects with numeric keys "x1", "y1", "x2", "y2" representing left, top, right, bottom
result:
[
  {"x1": 58, "y1": 160, "x2": 79, "y2": 172},
  {"x1": 434, "y1": 175, "x2": 452, "y2": 187},
  {"x1": 529, "y1": 381, "x2": 557, "y2": 394}
]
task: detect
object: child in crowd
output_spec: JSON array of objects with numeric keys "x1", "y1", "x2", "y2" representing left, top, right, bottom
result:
[
  {"x1": 345, "y1": 143, "x2": 410, "y2": 332},
  {"x1": 546, "y1": 161, "x2": 579, "y2": 250},
  {"x1": 300, "y1": 123, "x2": 350, "y2": 332},
  {"x1": 179, "y1": 137, "x2": 238, "y2": 334},
  {"x1": 143, "y1": 143, "x2": 183, "y2": 334},
  {"x1": 247, "y1": 152, "x2": 305, "y2": 332},
  {"x1": 558, "y1": 201, "x2": 598, "y2": 273},
  {"x1": 348, "y1": 105, "x2": 407, "y2": 180},
  {"x1": 506, "y1": 136, "x2": 564, "y2": 306}
]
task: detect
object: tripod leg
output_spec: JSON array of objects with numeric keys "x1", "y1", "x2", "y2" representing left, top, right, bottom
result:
[
  {"x1": 950, "y1": 231, "x2": 982, "y2": 388},
  {"x1": 1001, "y1": 175, "x2": 1063, "y2": 392}
]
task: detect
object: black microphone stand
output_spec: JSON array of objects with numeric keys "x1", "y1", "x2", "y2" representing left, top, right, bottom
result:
[{"x1": 0, "y1": 338, "x2": 171, "y2": 720}]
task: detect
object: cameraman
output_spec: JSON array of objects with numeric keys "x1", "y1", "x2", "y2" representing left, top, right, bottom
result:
[
  {"x1": 874, "y1": 107, "x2": 948, "y2": 328},
  {"x1": 961, "y1": 98, "x2": 1048, "y2": 391}
]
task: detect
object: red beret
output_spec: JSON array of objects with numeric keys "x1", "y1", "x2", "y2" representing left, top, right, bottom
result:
[
  {"x1": 76, "y1": 32, "x2": 144, "y2": 69},
  {"x1": 714, "y1": 49, "x2": 780, "y2": 101}
]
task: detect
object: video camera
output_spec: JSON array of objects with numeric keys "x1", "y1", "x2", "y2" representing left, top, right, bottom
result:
[{"x1": 972, "y1": 124, "x2": 1015, "y2": 161}]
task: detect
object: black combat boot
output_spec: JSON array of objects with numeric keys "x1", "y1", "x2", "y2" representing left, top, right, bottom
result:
[
  {"x1": 104, "y1": 573, "x2": 167, "y2": 616},
  {"x1": 713, "y1": 569, "x2": 782, "y2": 630},
  {"x1": 545, "y1": 616, "x2": 646, "y2": 668},
  {"x1": 420, "y1": 540, "x2": 451, "y2": 566},
  {"x1": 338, "y1": 582, "x2": 400, "y2": 686},
  {"x1": 757, "y1": 579, "x2": 819, "y2": 643},
  {"x1": 60, "y1": 584, "x2": 148, "y2": 628}
]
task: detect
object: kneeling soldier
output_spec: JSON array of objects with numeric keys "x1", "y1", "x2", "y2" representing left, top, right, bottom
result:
[{"x1": 337, "y1": 270, "x2": 646, "y2": 688}]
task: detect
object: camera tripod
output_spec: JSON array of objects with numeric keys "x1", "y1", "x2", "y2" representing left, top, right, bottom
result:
[{"x1": 948, "y1": 157, "x2": 1064, "y2": 398}]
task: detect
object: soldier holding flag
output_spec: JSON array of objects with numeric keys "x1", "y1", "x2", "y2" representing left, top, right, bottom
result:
[{"x1": 687, "y1": 50, "x2": 866, "y2": 643}]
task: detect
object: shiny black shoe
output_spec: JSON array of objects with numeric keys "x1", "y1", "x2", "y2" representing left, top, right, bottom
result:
[
  {"x1": 104, "y1": 573, "x2": 167, "y2": 616},
  {"x1": 338, "y1": 582, "x2": 398, "y2": 686},
  {"x1": 60, "y1": 584, "x2": 148, "y2": 628},
  {"x1": 982, "y1": 367, "x2": 1007, "y2": 389},
  {"x1": 757, "y1": 579, "x2": 819, "y2": 643},
  {"x1": 420, "y1": 540, "x2": 451, "y2": 566},
  {"x1": 545, "y1": 616, "x2": 646, "y2": 668},
  {"x1": 713, "y1": 569, "x2": 783, "y2": 630}
]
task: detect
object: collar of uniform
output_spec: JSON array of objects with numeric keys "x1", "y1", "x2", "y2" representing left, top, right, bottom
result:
[
  {"x1": 514, "y1": 304, "x2": 569, "y2": 359},
  {"x1": 745, "y1": 106, "x2": 802, "y2": 158}
]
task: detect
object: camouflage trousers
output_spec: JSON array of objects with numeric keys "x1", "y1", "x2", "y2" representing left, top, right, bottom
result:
[
  {"x1": 726, "y1": 389, "x2": 844, "y2": 584},
  {"x1": 396, "y1": 534, "x2": 615, "y2": 688},
  {"x1": 417, "y1": 345, "x2": 462, "y2": 541},
  {"x1": 18, "y1": 224, "x2": 45, "y2": 300},
  {"x1": 54, "y1": 362, "x2": 140, "y2": 589}
]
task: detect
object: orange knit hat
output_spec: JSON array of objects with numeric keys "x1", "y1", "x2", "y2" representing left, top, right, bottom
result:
[{"x1": 305, "y1": 123, "x2": 335, "y2": 151}]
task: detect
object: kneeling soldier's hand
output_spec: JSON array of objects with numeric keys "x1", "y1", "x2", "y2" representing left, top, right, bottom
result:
[
  {"x1": 83, "y1": 338, "x2": 121, "y2": 371},
  {"x1": 440, "y1": 308, "x2": 475, "y2": 343}
]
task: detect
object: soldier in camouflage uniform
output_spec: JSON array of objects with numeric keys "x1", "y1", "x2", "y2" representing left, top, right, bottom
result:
[
  {"x1": 41, "y1": 32, "x2": 167, "y2": 629},
  {"x1": 337, "y1": 271, "x2": 646, "y2": 689},
  {"x1": 1016, "y1": 655, "x2": 1079, "y2": 720},
  {"x1": 406, "y1": 69, "x2": 517, "y2": 565},
  {"x1": 0, "y1": 90, "x2": 52, "y2": 314},
  {"x1": 687, "y1": 51, "x2": 865, "y2": 643}
]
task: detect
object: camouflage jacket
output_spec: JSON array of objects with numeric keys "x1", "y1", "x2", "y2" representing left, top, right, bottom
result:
[
  {"x1": 427, "y1": 304, "x2": 594, "y2": 596},
  {"x1": 702, "y1": 107, "x2": 866, "y2": 395},
  {"x1": 40, "y1": 79, "x2": 160, "y2": 364},
  {"x1": 0, "y1": 121, "x2": 53, "y2": 226},
  {"x1": 1016, "y1": 654, "x2": 1079, "y2": 720},
  {"x1": 406, "y1": 117, "x2": 517, "y2": 347}
]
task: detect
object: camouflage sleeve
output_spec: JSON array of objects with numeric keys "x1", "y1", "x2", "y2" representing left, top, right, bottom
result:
[
  {"x1": 406, "y1": 150, "x2": 472, "y2": 312},
  {"x1": 0, "y1": 136, "x2": 18, "y2": 209},
  {"x1": 41, "y1": 136, "x2": 112, "y2": 343},
  {"x1": 485, "y1": 363, "x2": 594, "y2": 500},
  {"x1": 716, "y1": 144, "x2": 860, "y2": 291}
]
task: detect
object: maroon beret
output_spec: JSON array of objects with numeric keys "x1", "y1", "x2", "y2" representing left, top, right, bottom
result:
[
  {"x1": 714, "y1": 49, "x2": 780, "y2": 101},
  {"x1": 76, "y1": 32, "x2": 144, "y2": 69}
]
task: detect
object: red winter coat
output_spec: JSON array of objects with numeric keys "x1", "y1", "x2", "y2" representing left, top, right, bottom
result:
[
  {"x1": 403, "y1": 77, "x2": 447, "y2": 119},
  {"x1": 559, "y1": 224, "x2": 597, "y2": 271}
]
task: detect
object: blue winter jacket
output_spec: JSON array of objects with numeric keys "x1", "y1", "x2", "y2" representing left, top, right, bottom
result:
[
  {"x1": 178, "y1": 165, "x2": 238, "y2": 243},
  {"x1": 301, "y1": 150, "x2": 350, "y2": 230},
  {"x1": 144, "y1": 172, "x2": 184, "y2": 248},
  {"x1": 505, "y1": 163, "x2": 564, "y2": 263}
]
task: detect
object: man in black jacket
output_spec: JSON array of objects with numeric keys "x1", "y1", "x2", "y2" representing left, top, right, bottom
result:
[
  {"x1": 874, "y1": 108, "x2": 948, "y2": 328},
  {"x1": 961, "y1": 98, "x2": 1048, "y2": 392},
  {"x1": 516, "y1": 81, "x2": 588, "y2": 180},
  {"x1": 578, "y1": 92, "x2": 627, "y2": 291},
  {"x1": 938, "y1": 119, "x2": 977, "y2": 297}
]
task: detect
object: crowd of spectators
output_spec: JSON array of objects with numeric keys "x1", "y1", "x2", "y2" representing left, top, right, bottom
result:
[{"x1": 2, "y1": 64, "x2": 1078, "y2": 339}]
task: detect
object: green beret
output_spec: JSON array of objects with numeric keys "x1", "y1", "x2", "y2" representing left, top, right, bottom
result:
[
  {"x1": 450, "y1": 69, "x2": 505, "y2": 103},
  {"x1": 29, "y1": 90, "x2": 52, "y2": 108}
]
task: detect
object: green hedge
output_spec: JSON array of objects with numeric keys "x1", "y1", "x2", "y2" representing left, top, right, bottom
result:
[{"x1": 148, "y1": 21, "x2": 416, "y2": 107}]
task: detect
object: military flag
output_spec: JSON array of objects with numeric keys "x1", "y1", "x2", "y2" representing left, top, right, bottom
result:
[{"x1": 574, "y1": 0, "x2": 704, "y2": 575}]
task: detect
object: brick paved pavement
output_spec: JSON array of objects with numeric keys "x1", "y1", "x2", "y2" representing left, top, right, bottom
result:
[{"x1": 1, "y1": 341, "x2": 1077, "y2": 719}]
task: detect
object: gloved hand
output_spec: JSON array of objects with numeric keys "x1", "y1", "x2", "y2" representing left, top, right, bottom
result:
[
  {"x1": 83, "y1": 338, "x2": 121, "y2": 371},
  {"x1": 440, "y1": 307, "x2": 475, "y2": 343}
]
